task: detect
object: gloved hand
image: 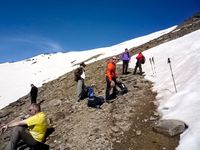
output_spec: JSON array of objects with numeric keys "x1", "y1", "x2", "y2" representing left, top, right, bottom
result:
[
  {"x1": 110, "y1": 80, "x2": 115, "y2": 87},
  {"x1": 116, "y1": 78, "x2": 122, "y2": 83},
  {"x1": 0, "y1": 125, "x2": 8, "y2": 135}
]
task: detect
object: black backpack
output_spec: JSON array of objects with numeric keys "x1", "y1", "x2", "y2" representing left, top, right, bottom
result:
[
  {"x1": 87, "y1": 96, "x2": 105, "y2": 108},
  {"x1": 141, "y1": 56, "x2": 146, "y2": 64},
  {"x1": 116, "y1": 81, "x2": 128, "y2": 95}
]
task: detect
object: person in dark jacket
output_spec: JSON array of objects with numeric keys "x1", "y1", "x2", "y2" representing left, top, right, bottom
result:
[
  {"x1": 133, "y1": 52, "x2": 144, "y2": 75},
  {"x1": 30, "y1": 84, "x2": 38, "y2": 104},
  {"x1": 74, "y1": 62, "x2": 86, "y2": 101},
  {"x1": 120, "y1": 48, "x2": 131, "y2": 74}
]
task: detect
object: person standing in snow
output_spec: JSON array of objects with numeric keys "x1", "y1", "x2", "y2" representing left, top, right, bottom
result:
[
  {"x1": 120, "y1": 48, "x2": 131, "y2": 74},
  {"x1": 74, "y1": 62, "x2": 86, "y2": 101},
  {"x1": 133, "y1": 51, "x2": 145, "y2": 75},
  {"x1": 30, "y1": 84, "x2": 38, "y2": 104},
  {"x1": 105, "y1": 57, "x2": 118, "y2": 101}
]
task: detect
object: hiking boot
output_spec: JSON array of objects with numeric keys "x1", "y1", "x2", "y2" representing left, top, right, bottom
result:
[{"x1": 32, "y1": 142, "x2": 49, "y2": 150}]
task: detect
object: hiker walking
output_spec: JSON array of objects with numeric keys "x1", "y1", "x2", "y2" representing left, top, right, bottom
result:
[
  {"x1": 133, "y1": 51, "x2": 145, "y2": 75},
  {"x1": 105, "y1": 57, "x2": 118, "y2": 101},
  {"x1": 120, "y1": 48, "x2": 131, "y2": 74},
  {"x1": 74, "y1": 62, "x2": 86, "y2": 101},
  {"x1": 30, "y1": 84, "x2": 38, "y2": 104},
  {"x1": 0, "y1": 103, "x2": 49, "y2": 150}
]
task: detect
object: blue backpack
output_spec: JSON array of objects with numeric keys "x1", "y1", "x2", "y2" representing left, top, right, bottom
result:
[{"x1": 87, "y1": 86, "x2": 95, "y2": 98}]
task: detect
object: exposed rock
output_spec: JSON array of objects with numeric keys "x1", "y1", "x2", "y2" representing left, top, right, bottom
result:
[
  {"x1": 0, "y1": 110, "x2": 12, "y2": 119},
  {"x1": 110, "y1": 126, "x2": 120, "y2": 133},
  {"x1": 153, "y1": 119, "x2": 187, "y2": 136},
  {"x1": 48, "y1": 99, "x2": 62, "y2": 106},
  {"x1": 136, "y1": 130, "x2": 142, "y2": 136},
  {"x1": 1, "y1": 13, "x2": 200, "y2": 150}
]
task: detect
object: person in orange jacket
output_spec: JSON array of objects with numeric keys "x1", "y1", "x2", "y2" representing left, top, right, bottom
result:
[
  {"x1": 105, "y1": 56, "x2": 118, "y2": 100},
  {"x1": 133, "y1": 51, "x2": 144, "y2": 75}
]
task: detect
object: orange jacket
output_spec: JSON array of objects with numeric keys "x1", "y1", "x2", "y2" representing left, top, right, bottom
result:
[{"x1": 106, "y1": 61, "x2": 117, "y2": 81}]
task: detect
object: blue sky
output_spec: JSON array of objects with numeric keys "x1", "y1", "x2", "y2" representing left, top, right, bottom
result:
[{"x1": 0, "y1": 0, "x2": 199, "y2": 63}]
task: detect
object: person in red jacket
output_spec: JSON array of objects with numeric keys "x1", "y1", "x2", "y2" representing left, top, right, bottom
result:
[
  {"x1": 133, "y1": 52, "x2": 144, "y2": 75},
  {"x1": 105, "y1": 57, "x2": 118, "y2": 100}
]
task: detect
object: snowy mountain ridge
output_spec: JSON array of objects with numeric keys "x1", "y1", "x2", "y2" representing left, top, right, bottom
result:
[{"x1": 0, "y1": 26, "x2": 176, "y2": 109}]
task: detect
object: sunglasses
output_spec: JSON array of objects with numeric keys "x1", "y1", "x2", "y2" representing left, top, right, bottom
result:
[{"x1": 29, "y1": 108, "x2": 34, "y2": 112}]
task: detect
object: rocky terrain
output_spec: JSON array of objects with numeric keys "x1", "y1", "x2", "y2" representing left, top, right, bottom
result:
[{"x1": 0, "y1": 12, "x2": 200, "y2": 150}]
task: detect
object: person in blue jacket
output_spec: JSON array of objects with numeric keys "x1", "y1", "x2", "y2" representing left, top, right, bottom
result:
[{"x1": 120, "y1": 48, "x2": 131, "y2": 74}]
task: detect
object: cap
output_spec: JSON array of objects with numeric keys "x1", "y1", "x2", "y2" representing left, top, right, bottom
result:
[
  {"x1": 80, "y1": 62, "x2": 86, "y2": 67},
  {"x1": 112, "y1": 56, "x2": 117, "y2": 60}
]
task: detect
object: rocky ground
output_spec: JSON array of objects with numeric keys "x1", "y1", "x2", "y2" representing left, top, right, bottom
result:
[
  {"x1": 0, "y1": 62, "x2": 179, "y2": 150},
  {"x1": 1, "y1": 12, "x2": 200, "y2": 150}
]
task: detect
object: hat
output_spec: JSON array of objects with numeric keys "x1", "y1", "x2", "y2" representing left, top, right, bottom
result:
[
  {"x1": 112, "y1": 56, "x2": 117, "y2": 60},
  {"x1": 80, "y1": 62, "x2": 86, "y2": 67}
]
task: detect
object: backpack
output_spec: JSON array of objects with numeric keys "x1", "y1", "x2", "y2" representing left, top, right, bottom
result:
[
  {"x1": 116, "y1": 81, "x2": 128, "y2": 95},
  {"x1": 87, "y1": 86, "x2": 95, "y2": 98},
  {"x1": 74, "y1": 67, "x2": 83, "y2": 81},
  {"x1": 87, "y1": 96, "x2": 105, "y2": 108},
  {"x1": 80, "y1": 86, "x2": 89, "y2": 100},
  {"x1": 141, "y1": 56, "x2": 146, "y2": 64}
]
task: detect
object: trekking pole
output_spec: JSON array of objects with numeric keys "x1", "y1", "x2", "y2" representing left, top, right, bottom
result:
[
  {"x1": 167, "y1": 58, "x2": 177, "y2": 93},
  {"x1": 152, "y1": 57, "x2": 156, "y2": 75},
  {"x1": 149, "y1": 58, "x2": 154, "y2": 75}
]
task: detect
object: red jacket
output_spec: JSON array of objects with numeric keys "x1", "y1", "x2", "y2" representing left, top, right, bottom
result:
[
  {"x1": 106, "y1": 61, "x2": 117, "y2": 81},
  {"x1": 136, "y1": 52, "x2": 144, "y2": 61}
]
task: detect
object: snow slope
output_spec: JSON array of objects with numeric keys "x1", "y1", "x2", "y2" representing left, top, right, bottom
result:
[
  {"x1": 0, "y1": 26, "x2": 176, "y2": 109},
  {"x1": 1, "y1": 26, "x2": 200, "y2": 150},
  {"x1": 131, "y1": 29, "x2": 200, "y2": 150}
]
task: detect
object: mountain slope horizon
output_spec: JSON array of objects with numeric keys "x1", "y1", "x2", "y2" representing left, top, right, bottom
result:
[
  {"x1": 0, "y1": 12, "x2": 200, "y2": 150},
  {"x1": 0, "y1": 25, "x2": 176, "y2": 109}
]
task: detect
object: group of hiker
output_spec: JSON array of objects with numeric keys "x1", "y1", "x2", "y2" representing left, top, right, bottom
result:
[
  {"x1": 0, "y1": 48, "x2": 145, "y2": 150},
  {"x1": 74, "y1": 48, "x2": 145, "y2": 104}
]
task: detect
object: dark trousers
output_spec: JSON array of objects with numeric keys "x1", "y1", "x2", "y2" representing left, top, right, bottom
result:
[
  {"x1": 133, "y1": 61, "x2": 142, "y2": 75},
  {"x1": 31, "y1": 96, "x2": 37, "y2": 104},
  {"x1": 105, "y1": 77, "x2": 117, "y2": 100},
  {"x1": 6, "y1": 126, "x2": 49, "y2": 150},
  {"x1": 122, "y1": 60, "x2": 129, "y2": 74},
  {"x1": 6, "y1": 126, "x2": 38, "y2": 150}
]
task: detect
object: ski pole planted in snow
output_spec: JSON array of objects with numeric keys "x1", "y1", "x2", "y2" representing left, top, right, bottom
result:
[
  {"x1": 167, "y1": 58, "x2": 177, "y2": 93},
  {"x1": 149, "y1": 58, "x2": 154, "y2": 75},
  {"x1": 152, "y1": 57, "x2": 156, "y2": 75}
]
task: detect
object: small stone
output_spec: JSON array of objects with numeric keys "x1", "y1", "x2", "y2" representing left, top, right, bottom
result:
[
  {"x1": 150, "y1": 116, "x2": 157, "y2": 121},
  {"x1": 136, "y1": 130, "x2": 142, "y2": 136},
  {"x1": 110, "y1": 126, "x2": 120, "y2": 133}
]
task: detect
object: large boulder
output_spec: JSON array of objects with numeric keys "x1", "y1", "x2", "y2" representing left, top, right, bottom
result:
[{"x1": 153, "y1": 119, "x2": 188, "y2": 136}]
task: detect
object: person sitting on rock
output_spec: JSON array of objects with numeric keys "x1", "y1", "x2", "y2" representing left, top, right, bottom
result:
[{"x1": 0, "y1": 103, "x2": 49, "y2": 150}]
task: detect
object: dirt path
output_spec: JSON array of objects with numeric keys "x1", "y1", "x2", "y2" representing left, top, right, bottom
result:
[
  {"x1": 0, "y1": 63, "x2": 180, "y2": 150},
  {"x1": 111, "y1": 71, "x2": 179, "y2": 150}
]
